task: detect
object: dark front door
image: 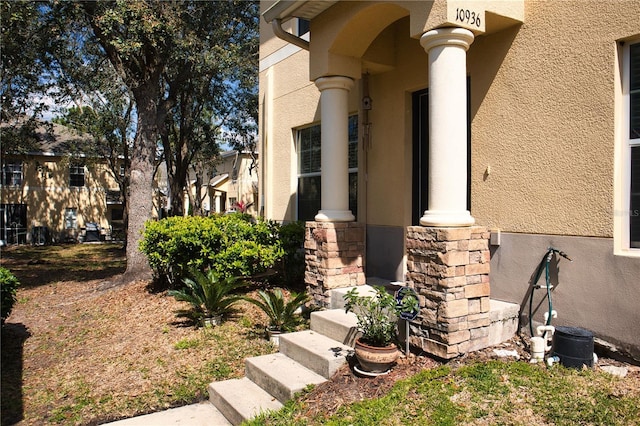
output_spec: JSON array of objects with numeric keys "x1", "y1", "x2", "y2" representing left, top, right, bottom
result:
[
  {"x1": 412, "y1": 89, "x2": 429, "y2": 226},
  {"x1": 412, "y1": 82, "x2": 471, "y2": 226}
]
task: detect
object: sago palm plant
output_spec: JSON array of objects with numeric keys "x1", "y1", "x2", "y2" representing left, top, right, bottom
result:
[
  {"x1": 243, "y1": 288, "x2": 310, "y2": 332},
  {"x1": 168, "y1": 268, "x2": 247, "y2": 326}
]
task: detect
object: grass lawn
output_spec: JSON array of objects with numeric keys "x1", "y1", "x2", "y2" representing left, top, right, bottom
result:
[{"x1": 248, "y1": 360, "x2": 640, "y2": 425}]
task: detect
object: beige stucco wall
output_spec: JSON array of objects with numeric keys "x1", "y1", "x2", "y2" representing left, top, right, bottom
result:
[
  {"x1": 216, "y1": 153, "x2": 259, "y2": 214},
  {"x1": 260, "y1": 35, "x2": 360, "y2": 221},
  {"x1": 1, "y1": 155, "x2": 121, "y2": 240},
  {"x1": 365, "y1": 18, "x2": 426, "y2": 227},
  {"x1": 259, "y1": 1, "x2": 297, "y2": 59},
  {"x1": 470, "y1": 1, "x2": 640, "y2": 237},
  {"x1": 184, "y1": 152, "x2": 259, "y2": 216}
]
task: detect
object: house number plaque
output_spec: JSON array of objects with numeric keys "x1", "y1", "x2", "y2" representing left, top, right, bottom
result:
[
  {"x1": 455, "y1": 8, "x2": 482, "y2": 28},
  {"x1": 447, "y1": 2, "x2": 486, "y2": 33}
]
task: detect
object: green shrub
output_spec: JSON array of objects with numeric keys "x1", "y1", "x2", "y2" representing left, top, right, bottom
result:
[
  {"x1": 0, "y1": 267, "x2": 20, "y2": 324},
  {"x1": 243, "y1": 288, "x2": 310, "y2": 332},
  {"x1": 168, "y1": 268, "x2": 248, "y2": 326},
  {"x1": 344, "y1": 286, "x2": 419, "y2": 347},
  {"x1": 140, "y1": 213, "x2": 284, "y2": 285}
]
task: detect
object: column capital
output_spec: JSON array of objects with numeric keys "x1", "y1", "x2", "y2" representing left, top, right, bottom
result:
[
  {"x1": 315, "y1": 75, "x2": 355, "y2": 92},
  {"x1": 420, "y1": 27, "x2": 474, "y2": 53}
]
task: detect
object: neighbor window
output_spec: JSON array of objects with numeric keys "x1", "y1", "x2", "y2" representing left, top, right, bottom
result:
[
  {"x1": 0, "y1": 203, "x2": 27, "y2": 244},
  {"x1": 296, "y1": 115, "x2": 358, "y2": 221},
  {"x1": 65, "y1": 208, "x2": 77, "y2": 230},
  {"x1": 69, "y1": 163, "x2": 85, "y2": 187},
  {"x1": 1, "y1": 161, "x2": 23, "y2": 186}
]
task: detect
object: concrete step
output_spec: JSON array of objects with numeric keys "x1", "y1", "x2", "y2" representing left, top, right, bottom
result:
[
  {"x1": 104, "y1": 402, "x2": 230, "y2": 426},
  {"x1": 245, "y1": 352, "x2": 327, "y2": 403},
  {"x1": 310, "y1": 309, "x2": 360, "y2": 346},
  {"x1": 278, "y1": 330, "x2": 352, "y2": 379},
  {"x1": 208, "y1": 377, "x2": 283, "y2": 426},
  {"x1": 487, "y1": 299, "x2": 520, "y2": 347},
  {"x1": 328, "y1": 285, "x2": 376, "y2": 310}
]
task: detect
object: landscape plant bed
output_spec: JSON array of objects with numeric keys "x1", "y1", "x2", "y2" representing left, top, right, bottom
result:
[{"x1": 250, "y1": 348, "x2": 640, "y2": 425}]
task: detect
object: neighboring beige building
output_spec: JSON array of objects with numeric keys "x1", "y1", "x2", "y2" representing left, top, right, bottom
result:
[
  {"x1": 259, "y1": 0, "x2": 640, "y2": 359},
  {"x1": 0, "y1": 122, "x2": 165, "y2": 244},
  {"x1": 185, "y1": 150, "x2": 259, "y2": 216}
]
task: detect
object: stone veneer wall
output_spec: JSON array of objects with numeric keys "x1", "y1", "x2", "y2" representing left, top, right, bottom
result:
[
  {"x1": 405, "y1": 226, "x2": 491, "y2": 359},
  {"x1": 305, "y1": 222, "x2": 366, "y2": 308}
]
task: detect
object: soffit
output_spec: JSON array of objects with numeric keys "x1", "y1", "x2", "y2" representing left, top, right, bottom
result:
[{"x1": 263, "y1": 0, "x2": 337, "y2": 23}]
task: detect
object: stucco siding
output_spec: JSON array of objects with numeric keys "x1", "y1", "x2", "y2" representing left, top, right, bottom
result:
[
  {"x1": 491, "y1": 232, "x2": 640, "y2": 358},
  {"x1": 470, "y1": 1, "x2": 640, "y2": 237},
  {"x1": 1, "y1": 155, "x2": 120, "y2": 241}
]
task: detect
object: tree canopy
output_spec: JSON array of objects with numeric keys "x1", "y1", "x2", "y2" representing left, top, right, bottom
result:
[{"x1": 0, "y1": 0, "x2": 259, "y2": 281}]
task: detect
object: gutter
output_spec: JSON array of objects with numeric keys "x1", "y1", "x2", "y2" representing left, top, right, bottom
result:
[
  {"x1": 272, "y1": 18, "x2": 309, "y2": 51},
  {"x1": 263, "y1": 1, "x2": 337, "y2": 51}
]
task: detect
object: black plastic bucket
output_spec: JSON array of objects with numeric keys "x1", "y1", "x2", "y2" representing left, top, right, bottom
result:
[{"x1": 552, "y1": 326, "x2": 594, "y2": 368}]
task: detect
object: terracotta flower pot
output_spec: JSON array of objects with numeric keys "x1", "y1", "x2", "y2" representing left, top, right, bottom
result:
[{"x1": 354, "y1": 338, "x2": 400, "y2": 374}]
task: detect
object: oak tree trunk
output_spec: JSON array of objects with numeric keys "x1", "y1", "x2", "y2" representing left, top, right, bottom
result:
[{"x1": 122, "y1": 87, "x2": 161, "y2": 282}]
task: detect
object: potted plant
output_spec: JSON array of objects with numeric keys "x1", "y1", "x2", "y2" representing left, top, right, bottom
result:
[
  {"x1": 344, "y1": 285, "x2": 419, "y2": 374},
  {"x1": 243, "y1": 288, "x2": 310, "y2": 346},
  {"x1": 168, "y1": 268, "x2": 247, "y2": 327}
]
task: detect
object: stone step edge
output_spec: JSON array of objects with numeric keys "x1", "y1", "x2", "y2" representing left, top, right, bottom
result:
[
  {"x1": 245, "y1": 352, "x2": 327, "y2": 404},
  {"x1": 278, "y1": 330, "x2": 353, "y2": 378},
  {"x1": 208, "y1": 377, "x2": 283, "y2": 426}
]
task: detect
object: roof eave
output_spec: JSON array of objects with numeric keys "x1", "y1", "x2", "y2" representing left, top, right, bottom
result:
[{"x1": 262, "y1": 0, "x2": 337, "y2": 23}]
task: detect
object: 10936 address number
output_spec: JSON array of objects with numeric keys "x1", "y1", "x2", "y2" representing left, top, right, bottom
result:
[{"x1": 455, "y1": 8, "x2": 482, "y2": 28}]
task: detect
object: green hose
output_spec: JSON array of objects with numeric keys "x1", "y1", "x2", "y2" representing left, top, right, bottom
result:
[{"x1": 528, "y1": 247, "x2": 572, "y2": 337}]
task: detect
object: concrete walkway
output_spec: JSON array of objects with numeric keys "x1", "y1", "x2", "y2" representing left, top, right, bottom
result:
[{"x1": 104, "y1": 402, "x2": 230, "y2": 426}]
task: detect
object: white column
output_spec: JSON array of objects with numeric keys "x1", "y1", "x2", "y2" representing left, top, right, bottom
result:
[
  {"x1": 420, "y1": 28, "x2": 475, "y2": 227},
  {"x1": 314, "y1": 76, "x2": 355, "y2": 222}
]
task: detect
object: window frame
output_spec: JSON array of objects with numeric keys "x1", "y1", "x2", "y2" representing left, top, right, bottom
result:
[
  {"x1": 616, "y1": 38, "x2": 640, "y2": 255},
  {"x1": 2, "y1": 161, "x2": 23, "y2": 186},
  {"x1": 65, "y1": 208, "x2": 78, "y2": 230},
  {"x1": 296, "y1": 122, "x2": 322, "y2": 222},
  {"x1": 295, "y1": 115, "x2": 359, "y2": 221},
  {"x1": 69, "y1": 163, "x2": 85, "y2": 187}
]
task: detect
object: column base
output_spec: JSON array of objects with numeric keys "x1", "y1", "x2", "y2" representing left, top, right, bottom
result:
[
  {"x1": 315, "y1": 209, "x2": 355, "y2": 222},
  {"x1": 305, "y1": 222, "x2": 365, "y2": 308},
  {"x1": 405, "y1": 225, "x2": 491, "y2": 359},
  {"x1": 420, "y1": 210, "x2": 475, "y2": 227}
]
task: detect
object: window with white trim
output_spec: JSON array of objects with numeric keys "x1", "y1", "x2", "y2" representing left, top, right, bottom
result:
[
  {"x1": 65, "y1": 208, "x2": 77, "y2": 230},
  {"x1": 625, "y1": 41, "x2": 640, "y2": 249},
  {"x1": 69, "y1": 163, "x2": 85, "y2": 187},
  {"x1": 1, "y1": 161, "x2": 23, "y2": 186},
  {"x1": 296, "y1": 115, "x2": 358, "y2": 221}
]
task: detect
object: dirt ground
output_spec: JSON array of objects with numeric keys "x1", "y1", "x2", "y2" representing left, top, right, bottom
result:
[
  {"x1": 1, "y1": 245, "x2": 274, "y2": 425},
  {"x1": 1, "y1": 244, "x2": 638, "y2": 425}
]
